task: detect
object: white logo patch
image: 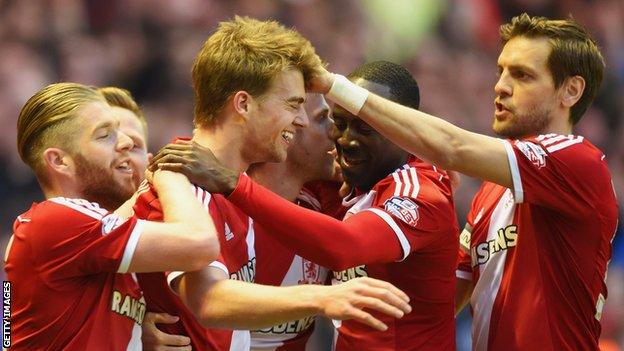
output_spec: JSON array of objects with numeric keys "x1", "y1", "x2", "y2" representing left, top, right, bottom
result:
[
  {"x1": 384, "y1": 196, "x2": 419, "y2": 228},
  {"x1": 101, "y1": 214, "x2": 126, "y2": 235},
  {"x1": 515, "y1": 140, "x2": 547, "y2": 169}
]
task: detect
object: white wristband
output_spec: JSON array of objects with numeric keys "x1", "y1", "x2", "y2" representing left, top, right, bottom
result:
[{"x1": 326, "y1": 74, "x2": 370, "y2": 115}]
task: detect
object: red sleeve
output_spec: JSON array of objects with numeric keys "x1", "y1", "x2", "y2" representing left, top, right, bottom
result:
[
  {"x1": 228, "y1": 175, "x2": 402, "y2": 271},
  {"x1": 229, "y1": 168, "x2": 457, "y2": 271},
  {"x1": 367, "y1": 166, "x2": 458, "y2": 260},
  {"x1": 27, "y1": 198, "x2": 144, "y2": 282},
  {"x1": 503, "y1": 136, "x2": 611, "y2": 217}
]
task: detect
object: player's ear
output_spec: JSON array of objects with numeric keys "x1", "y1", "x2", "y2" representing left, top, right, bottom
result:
[
  {"x1": 43, "y1": 148, "x2": 74, "y2": 177},
  {"x1": 147, "y1": 152, "x2": 154, "y2": 163},
  {"x1": 232, "y1": 91, "x2": 254, "y2": 121},
  {"x1": 560, "y1": 75, "x2": 584, "y2": 108}
]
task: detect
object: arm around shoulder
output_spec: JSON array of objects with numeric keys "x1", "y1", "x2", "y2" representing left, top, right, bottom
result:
[{"x1": 126, "y1": 170, "x2": 220, "y2": 273}]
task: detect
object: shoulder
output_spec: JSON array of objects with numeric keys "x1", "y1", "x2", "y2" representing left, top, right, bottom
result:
[
  {"x1": 44, "y1": 197, "x2": 109, "y2": 220},
  {"x1": 514, "y1": 134, "x2": 604, "y2": 169},
  {"x1": 13, "y1": 197, "x2": 111, "y2": 244}
]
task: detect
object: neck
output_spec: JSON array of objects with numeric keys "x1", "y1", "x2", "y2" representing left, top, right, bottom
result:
[
  {"x1": 538, "y1": 110, "x2": 574, "y2": 137},
  {"x1": 248, "y1": 162, "x2": 306, "y2": 202},
  {"x1": 193, "y1": 126, "x2": 250, "y2": 172},
  {"x1": 42, "y1": 178, "x2": 81, "y2": 200}
]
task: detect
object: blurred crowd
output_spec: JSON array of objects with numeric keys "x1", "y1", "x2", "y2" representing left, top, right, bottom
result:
[{"x1": 0, "y1": 0, "x2": 622, "y2": 349}]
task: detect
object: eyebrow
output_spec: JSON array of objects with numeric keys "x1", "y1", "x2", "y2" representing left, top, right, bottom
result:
[
  {"x1": 498, "y1": 63, "x2": 537, "y2": 74},
  {"x1": 91, "y1": 121, "x2": 117, "y2": 134},
  {"x1": 285, "y1": 96, "x2": 306, "y2": 104}
]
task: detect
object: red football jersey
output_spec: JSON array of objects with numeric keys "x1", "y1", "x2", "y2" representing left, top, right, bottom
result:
[
  {"x1": 251, "y1": 190, "x2": 331, "y2": 351},
  {"x1": 4, "y1": 197, "x2": 145, "y2": 350},
  {"x1": 133, "y1": 182, "x2": 254, "y2": 351},
  {"x1": 456, "y1": 134, "x2": 618, "y2": 351},
  {"x1": 227, "y1": 157, "x2": 459, "y2": 351}
]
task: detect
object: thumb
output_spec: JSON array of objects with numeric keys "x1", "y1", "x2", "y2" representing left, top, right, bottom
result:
[{"x1": 150, "y1": 312, "x2": 180, "y2": 325}]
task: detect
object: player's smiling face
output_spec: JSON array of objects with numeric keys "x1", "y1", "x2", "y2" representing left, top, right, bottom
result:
[
  {"x1": 69, "y1": 101, "x2": 137, "y2": 210},
  {"x1": 114, "y1": 106, "x2": 149, "y2": 189},
  {"x1": 333, "y1": 79, "x2": 409, "y2": 192},
  {"x1": 242, "y1": 68, "x2": 308, "y2": 164}
]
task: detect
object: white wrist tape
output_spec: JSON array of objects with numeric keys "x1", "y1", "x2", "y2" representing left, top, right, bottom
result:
[{"x1": 326, "y1": 74, "x2": 369, "y2": 115}]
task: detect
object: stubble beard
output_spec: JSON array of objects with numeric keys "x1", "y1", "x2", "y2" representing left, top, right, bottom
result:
[
  {"x1": 74, "y1": 153, "x2": 135, "y2": 211},
  {"x1": 493, "y1": 105, "x2": 552, "y2": 139}
]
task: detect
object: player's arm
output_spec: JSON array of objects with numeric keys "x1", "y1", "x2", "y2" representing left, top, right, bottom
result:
[
  {"x1": 311, "y1": 69, "x2": 512, "y2": 189},
  {"x1": 455, "y1": 278, "x2": 473, "y2": 316},
  {"x1": 126, "y1": 170, "x2": 220, "y2": 273},
  {"x1": 150, "y1": 143, "x2": 446, "y2": 270},
  {"x1": 175, "y1": 267, "x2": 411, "y2": 331}
]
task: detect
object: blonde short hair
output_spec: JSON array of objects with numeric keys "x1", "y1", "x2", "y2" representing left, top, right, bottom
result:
[
  {"x1": 17, "y1": 82, "x2": 105, "y2": 185},
  {"x1": 192, "y1": 16, "x2": 322, "y2": 127}
]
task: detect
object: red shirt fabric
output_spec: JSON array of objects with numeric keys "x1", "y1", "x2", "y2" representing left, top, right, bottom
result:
[
  {"x1": 134, "y1": 182, "x2": 253, "y2": 351},
  {"x1": 456, "y1": 134, "x2": 618, "y2": 351},
  {"x1": 228, "y1": 157, "x2": 459, "y2": 351},
  {"x1": 251, "y1": 190, "x2": 333, "y2": 351},
  {"x1": 5, "y1": 197, "x2": 145, "y2": 350}
]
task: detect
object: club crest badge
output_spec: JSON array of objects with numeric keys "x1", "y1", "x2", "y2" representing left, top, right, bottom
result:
[
  {"x1": 384, "y1": 196, "x2": 419, "y2": 228},
  {"x1": 299, "y1": 258, "x2": 321, "y2": 284}
]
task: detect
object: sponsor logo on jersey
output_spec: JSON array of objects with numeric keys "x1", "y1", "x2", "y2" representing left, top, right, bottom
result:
[
  {"x1": 459, "y1": 223, "x2": 472, "y2": 253},
  {"x1": 256, "y1": 315, "x2": 316, "y2": 335},
  {"x1": 101, "y1": 214, "x2": 126, "y2": 235},
  {"x1": 111, "y1": 291, "x2": 146, "y2": 325},
  {"x1": 298, "y1": 258, "x2": 322, "y2": 284},
  {"x1": 230, "y1": 257, "x2": 256, "y2": 282},
  {"x1": 515, "y1": 141, "x2": 547, "y2": 168},
  {"x1": 333, "y1": 265, "x2": 368, "y2": 283},
  {"x1": 383, "y1": 196, "x2": 419, "y2": 227},
  {"x1": 471, "y1": 224, "x2": 518, "y2": 267}
]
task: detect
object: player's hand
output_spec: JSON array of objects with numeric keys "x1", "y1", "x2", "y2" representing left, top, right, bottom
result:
[
  {"x1": 318, "y1": 277, "x2": 411, "y2": 331},
  {"x1": 141, "y1": 312, "x2": 192, "y2": 351},
  {"x1": 149, "y1": 140, "x2": 239, "y2": 195},
  {"x1": 307, "y1": 66, "x2": 335, "y2": 94}
]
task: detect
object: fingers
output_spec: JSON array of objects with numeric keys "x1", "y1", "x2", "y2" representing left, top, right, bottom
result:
[
  {"x1": 156, "y1": 164, "x2": 191, "y2": 175},
  {"x1": 351, "y1": 295, "x2": 405, "y2": 319},
  {"x1": 342, "y1": 307, "x2": 388, "y2": 331},
  {"x1": 150, "y1": 154, "x2": 192, "y2": 172},
  {"x1": 142, "y1": 313, "x2": 191, "y2": 350},
  {"x1": 156, "y1": 346, "x2": 192, "y2": 351},
  {"x1": 152, "y1": 346, "x2": 192, "y2": 351},
  {"x1": 358, "y1": 277, "x2": 410, "y2": 304},
  {"x1": 148, "y1": 312, "x2": 179, "y2": 324},
  {"x1": 155, "y1": 333, "x2": 192, "y2": 348}
]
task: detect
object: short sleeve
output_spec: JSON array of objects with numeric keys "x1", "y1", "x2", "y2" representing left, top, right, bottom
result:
[
  {"x1": 364, "y1": 165, "x2": 457, "y2": 261},
  {"x1": 503, "y1": 135, "x2": 608, "y2": 217},
  {"x1": 28, "y1": 198, "x2": 144, "y2": 282}
]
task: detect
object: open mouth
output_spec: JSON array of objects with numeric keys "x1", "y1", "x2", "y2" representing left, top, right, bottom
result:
[
  {"x1": 115, "y1": 159, "x2": 133, "y2": 174},
  {"x1": 340, "y1": 153, "x2": 367, "y2": 168},
  {"x1": 281, "y1": 130, "x2": 294, "y2": 144}
]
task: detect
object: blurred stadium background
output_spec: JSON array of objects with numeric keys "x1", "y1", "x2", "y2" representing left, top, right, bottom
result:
[{"x1": 0, "y1": 0, "x2": 621, "y2": 349}]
